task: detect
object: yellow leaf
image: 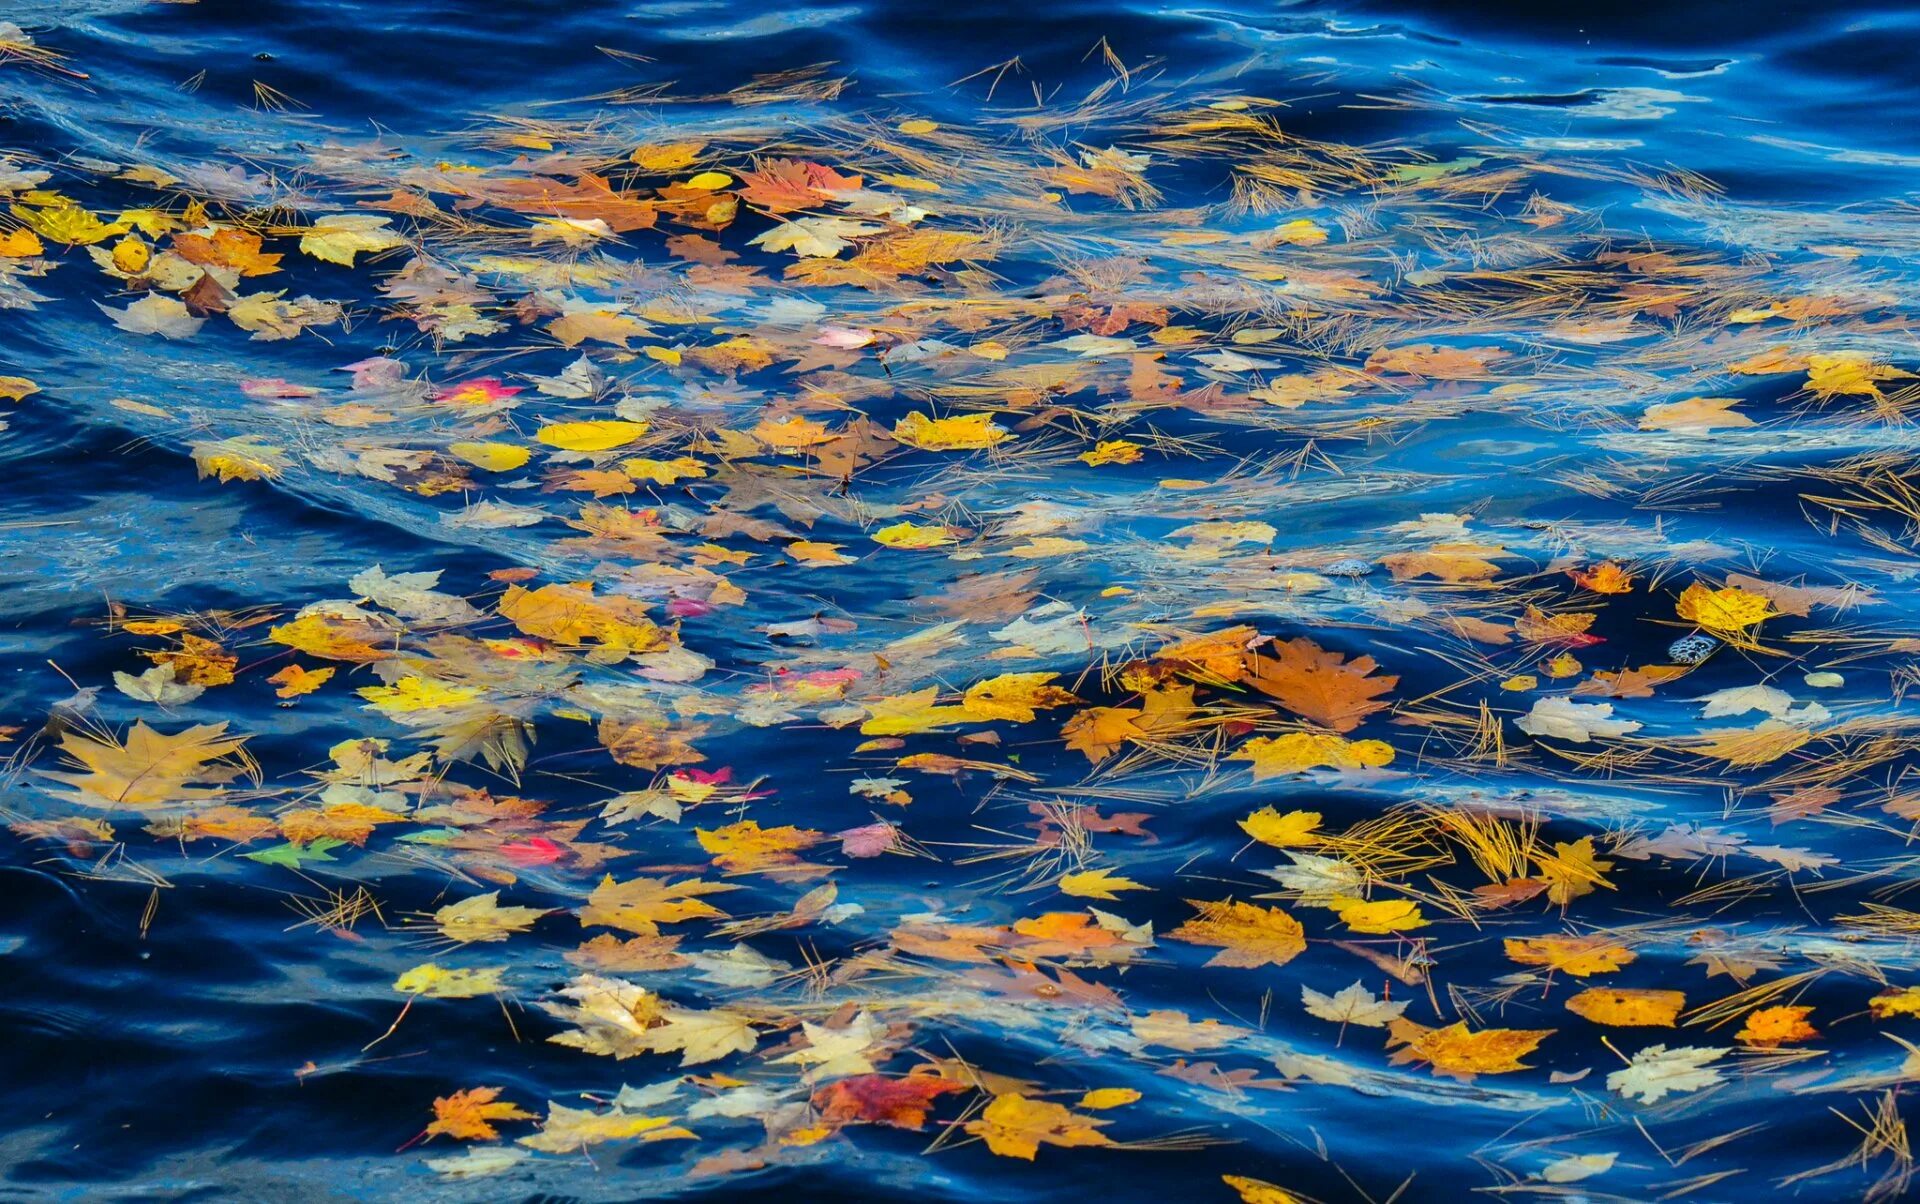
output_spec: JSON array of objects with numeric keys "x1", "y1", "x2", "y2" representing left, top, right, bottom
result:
[
  {"x1": 1640, "y1": 396, "x2": 1753, "y2": 432},
  {"x1": 394, "y1": 963, "x2": 506, "y2": 998},
  {"x1": 872, "y1": 521, "x2": 956, "y2": 549},
  {"x1": 961, "y1": 672, "x2": 1079, "y2": 722},
  {"x1": 964, "y1": 1094, "x2": 1112, "y2": 1160},
  {"x1": 1170, "y1": 898, "x2": 1306, "y2": 969},
  {"x1": 40, "y1": 721, "x2": 251, "y2": 809},
  {"x1": 893, "y1": 411, "x2": 1011, "y2": 451},
  {"x1": 1504, "y1": 935, "x2": 1635, "y2": 977},
  {"x1": 433, "y1": 892, "x2": 549, "y2": 943},
  {"x1": 1532, "y1": 836, "x2": 1616, "y2": 906},
  {"x1": 1331, "y1": 895, "x2": 1428, "y2": 934},
  {"x1": 1565, "y1": 987, "x2": 1685, "y2": 1027},
  {"x1": 535, "y1": 420, "x2": 650, "y2": 452},
  {"x1": 684, "y1": 171, "x2": 733, "y2": 190},
  {"x1": 1386, "y1": 1017, "x2": 1553, "y2": 1078},
  {"x1": 1870, "y1": 987, "x2": 1920, "y2": 1020},
  {"x1": 1232, "y1": 733, "x2": 1394, "y2": 780},
  {"x1": 1736, "y1": 1004, "x2": 1818, "y2": 1046},
  {"x1": 1238, "y1": 807, "x2": 1323, "y2": 848},
  {"x1": 1223, "y1": 1175, "x2": 1302, "y2": 1204},
  {"x1": 1079, "y1": 439, "x2": 1143, "y2": 466},
  {"x1": 448, "y1": 441, "x2": 531, "y2": 472},
  {"x1": 300, "y1": 213, "x2": 406, "y2": 265},
  {"x1": 358, "y1": 676, "x2": 481, "y2": 713},
  {"x1": 1675, "y1": 582, "x2": 1776, "y2": 633},
  {"x1": 1076, "y1": 1087, "x2": 1140, "y2": 1110},
  {"x1": 896, "y1": 119, "x2": 939, "y2": 135},
  {"x1": 426, "y1": 1087, "x2": 534, "y2": 1142},
  {"x1": 578, "y1": 874, "x2": 736, "y2": 936},
  {"x1": 266, "y1": 664, "x2": 333, "y2": 699},
  {"x1": 1058, "y1": 869, "x2": 1148, "y2": 901},
  {"x1": 0, "y1": 227, "x2": 43, "y2": 256}
]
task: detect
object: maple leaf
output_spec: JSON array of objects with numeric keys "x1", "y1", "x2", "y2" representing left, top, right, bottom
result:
[
  {"x1": 393, "y1": 963, "x2": 506, "y2": 999},
  {"x1": 1365, "y1": 343, "x2": 1506, "y2": 378},
  {"x1": 1061, "y1": 706, "x2": 1146, "y2": 763},
  {"x1": 1532, "y1": 837, "x2": 1616, "y2": 906},
  {"x1": 426, "y1": 1087, "x2": 535, "y2": 1142},
  {"x1": 1380, "y1": 544, "x2": 1506, "y2": 583},
  {"x1": 893, "y1": 412, "x2": 1011, "y2": 451},
  {"x1": 102, "y1": 294, "x2": 203, "y2": 339},
  {"x1": 1564, "y1": 988, "x2": 1685, "y2": 1027},
  {"x1": 517, "y1": 1101, "x2": 685, "y2": 1154},
  {"x1": 636, "y1": 1006, "x2": 759, "y2": 1065},
  {"x1": 299, "y1": 214, "x2": 406, "y2": 265},
  {"x1": 964, "y1": 1093, "x2": 1113, "y2": 1160},
  {"x1": 1238, "y1": 807, "x2": 1324, "y2": 847},
  {"x1": 1246, "y1": 638, "x2": 1398, "y2": 732},
  {"x1": 1568, "y1": 562, "x2": 1635, "y2": 594},
  {"x1": 1606, "y1": 1044, "x2": 1726, "y2": 1103},
  {"x1": 267, "y1": 664, "x2": 334, "y2": 698},
  {"x1": 1332, "y1": 894, "x2": 1429, "y2": 934},
  {"x1": 1574, "y1": 665, "x2": 1687, "y2": 700},
  {"x1": 1675, "y1": 582, "x2": 1776, "y2": 633},
  {"x1": 433, "y1": 892, "x2": 550, "y2": 943},
  {"x1": 1504, "y1": 935, "x2": 1635, "y2": 977},
  {"x1": 578, "y1": 874, "x2": 737, "y2": 936},
  {"x1": 1170, "y1": 898, "x2": 1306, "y2": 969},
  {"x1": 696, "y1": 819, "x2": 825, "y2": 875},
  {"x1": 962, "y1": 672, "x2": 1079, "y2": 722},
  {"x1": 1233, "y1": 733, "x2": 1394, "y2": 780},
  {"x1": 1735, "y1": 1004, "x2": 1819, "y2": 1046},
  {"x1": 1385, "y1": 1017, "x2": 1553, "y2": 1079},
  {"x1": 1302, "y1": 980, "x2": 1409, "y2": 1029},
  {"x1": 41, "y1": 722, "x2": 252, "y2": 809},
  {"x1": 812, "y1": 1074, "x2": 967, "y2": 1130}
]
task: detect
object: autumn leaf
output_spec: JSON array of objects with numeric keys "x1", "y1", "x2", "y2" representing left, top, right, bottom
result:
[
  {"x1": 1302, "y1": 980, "x2": 1409, "y2": 1029},
  {"x1": 1564, "y1": 988, "x2": 1685, "y2": 1027},
  {"x1": 964, "y1": 1093, "x2": 1113, "y2": 1160},
  {"x1": 40, "y1": 721, "x2": 252, "y2": 809},
  {"x1": 893, "y1": 412, "x2": 1012, "y2": 452},
  {"x1": 1385, "y1": 1017, "x2": 1553, "y2": 1079},
  {"x1": 1331, "y1": 894, "x2": 1428, "y2": 934},
  {"x1": 1606, "y1": 1044, "x2": 1726, "y2": 1103},
  {"x1": 1233, "y1": 733, "x2": 1394, "y2": 780},
  {"x1": 1170, "y1": 898, "x2": 1306, "y2": 969},
  {"x1": 1222, "y1": 1176, "x2": 1302, "y2": 1204},
  {"x1": 1675, "y1": 582, "x2": 1776, "y2": 634},
  {"x1": 1058, "y1": 869, "x2": 1148, "y2": 900},
  {"x1": 433, "y1": 892, "x2": 550, "y2": 943},
  {"x1": 266, "y1": 664, "x2": 333, "y2": 698},
  {"x1": 394, "y1": 963, "x2": 506, "y2": 999},
  {"x1": 1505, "y1": 935, "x2": 1636, "y2": 977},
  {"x1": 300, "y1": 213, "x2": 406, "y2": 265},
  {"x1": 426, "y1": 1087, "x2": 535, "y2": 1142},
  {"x1": 578, "y1": 874, "x2": 737, "y2": 936},
  {"x1": 1246, "y1": 638, "x2": 1398, "y2": 732},
  {"x1": 812, "y1": 1074, "x2": 967, "y2": 1130},
  {"x1": 1735, "y1": 1004, "x2": 1818, "y2": 1046},
  {"x1": 1238, "y1": 807, "x2": 1323, "y2": 848},
  {"x1": 1532, "y1": 837, "x2": 1616, "y2": 906}
]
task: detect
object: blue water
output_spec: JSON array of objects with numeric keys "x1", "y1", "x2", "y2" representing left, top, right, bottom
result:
[{"x1": 4, "y1": 1, "x2": 1920, "y2": 1200}]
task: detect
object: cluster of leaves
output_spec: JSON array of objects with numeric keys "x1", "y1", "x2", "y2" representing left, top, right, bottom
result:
[{"x1": 11, "y1": 18, "x2": 1920, "y2": 1204}]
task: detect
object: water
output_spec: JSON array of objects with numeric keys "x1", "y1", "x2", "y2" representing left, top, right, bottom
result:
[{"x1": 3, "y1": 1, "x2": 1920, "y2": 1199}]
